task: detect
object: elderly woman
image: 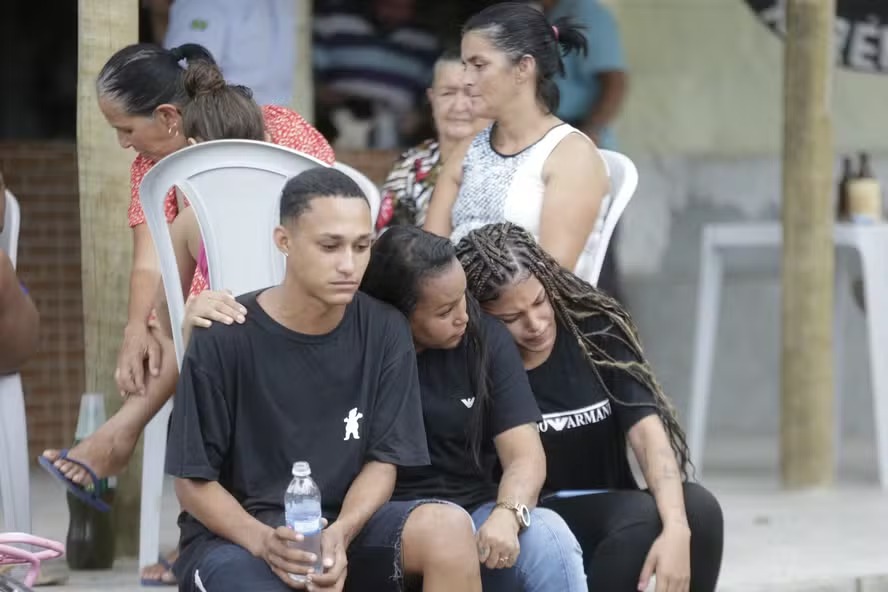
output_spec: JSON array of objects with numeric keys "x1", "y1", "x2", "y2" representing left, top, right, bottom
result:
[{"x1": 375, "y1": 48, "x2": 486, "y2": 231}]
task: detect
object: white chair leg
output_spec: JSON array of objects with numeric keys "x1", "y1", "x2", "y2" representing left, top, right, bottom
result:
[
  {"x1": 832, "y1": 251, "x2": 850, "y2": 467},
  {"x1": 0, "y1": 374, "x2": 31, "y2": 533},
  {"x1": 859, "y1": 247, "x2": 888, "y2": 489},
  {"x1": 688, "y1": 234, "x2": 724, "y2": 474},
  {"x1": 139, "y1": 400, "x2": 173, "y2": 569}
]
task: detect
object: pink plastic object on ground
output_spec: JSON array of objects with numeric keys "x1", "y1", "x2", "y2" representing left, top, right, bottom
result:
[{"x1": 0, "y1": 533, "x2": 64, "y2": 587}]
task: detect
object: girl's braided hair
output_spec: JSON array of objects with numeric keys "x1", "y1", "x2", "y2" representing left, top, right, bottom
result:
[{"x1": 456, "y1": 222, "x2": 692, "y2": 478}]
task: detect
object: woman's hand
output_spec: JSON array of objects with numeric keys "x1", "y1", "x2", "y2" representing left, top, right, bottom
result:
[
  {"x1": 115, "y1": 323, "x2": 162, "y2": 395},
  {"x1": 182, "y1": 289, "x2": 247, "y2": 346},
  {"x1": 638, "y1": 524, "x2": 691, "y2": 592},
  {"x1": 144, "y1": 319, "x2": 181, "y2": 397},
  {"x1": 184, "y1": 290, "x2": 247, "y2": 329},
  {"x1": 476, "y1": 507, "x2": 521, "y2": 570}
]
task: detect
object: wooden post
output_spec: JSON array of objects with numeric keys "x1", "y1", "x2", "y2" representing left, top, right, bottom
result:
[
  {"x1": 780, "y1": 0, "x2": 835, "y2": 487},
  {"x1": 292, "y1": 0, "x2": 314, "y2": 123},
  {"x1": 78, "y1": 0, "x2": 140, "y2": 552}
]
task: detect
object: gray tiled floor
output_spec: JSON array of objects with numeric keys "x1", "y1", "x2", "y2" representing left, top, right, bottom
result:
[{"x1": 5, "y1": 444, "x2": 888, "y2": 592}]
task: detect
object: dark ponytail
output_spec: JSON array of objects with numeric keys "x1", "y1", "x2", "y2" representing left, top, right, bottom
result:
[
  {"x1": 552, "y1": 16, "x2": 588, "y2": 60},
  {"x1": 183, "y1": 59, "x2": 227, "y2": 97},
  {"x1": 360, "y1": 226, "x2": 492, "y2": 470},
  {"x1": 169, "y1": 43, "x2": 211, "y2": 64},
  {"x1": 96, "y1": 43, "x2": 216, "y2": 116},
  {"x1": 181, "y1": 60, "x2": 265, "y2": 141},
  {"x1": 464, "y1": 3, "x2": 587, "y2": 113}
]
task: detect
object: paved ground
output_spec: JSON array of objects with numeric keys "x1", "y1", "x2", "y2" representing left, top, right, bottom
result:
[{"x1": 3, "y1": 441, "x2": 888, "y2": 591}]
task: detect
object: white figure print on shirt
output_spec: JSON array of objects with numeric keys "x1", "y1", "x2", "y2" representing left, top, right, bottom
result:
[{"x1": 343, "y1": 407, "x2": 364, "y2": 441}]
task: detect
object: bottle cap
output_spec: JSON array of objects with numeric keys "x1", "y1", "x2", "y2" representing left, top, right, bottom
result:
[{"x1": 292, "y1": 461, "x2": 311, "y2": 478}]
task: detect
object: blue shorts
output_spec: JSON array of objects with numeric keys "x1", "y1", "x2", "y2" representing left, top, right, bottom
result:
[{"x1": 179, "y1": 500, "x2": 444, "y2": 592}]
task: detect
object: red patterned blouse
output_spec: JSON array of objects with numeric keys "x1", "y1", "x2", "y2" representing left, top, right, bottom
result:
[{"x1": 127, "y1": 105, "x2": 334, "y2": 296}]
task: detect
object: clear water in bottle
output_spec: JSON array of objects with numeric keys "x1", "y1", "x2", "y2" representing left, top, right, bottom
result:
[{"x1": 284, "y1": 461, "x2": 323, "y2": 583}]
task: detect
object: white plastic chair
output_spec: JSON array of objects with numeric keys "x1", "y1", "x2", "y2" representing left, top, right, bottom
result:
[
  {"x1": 1, "y1": 190, "x2": 20, "y2": 264},
  {"x1": 0, "y1": 191, "x2": 31, "y2": 534},
  {"x1": 333, "y1": 161, "x2": 381, "y2": 224},
  {"x1": 687, "y1": 222, "x2": 888, "y2": 488},
  {"x1": 582, "y1": 149, "x2": 639, "y2": 286},
  {"x1": 0, "y1": 532, "x2": 65, "y2": 587},
  {"x1": 138, "y1": 140, "x2": 326, "y2": 569}
]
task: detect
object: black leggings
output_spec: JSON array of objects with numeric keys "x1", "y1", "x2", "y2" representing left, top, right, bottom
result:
[{"x1": 541, "y1": 482, "x2": 723, "y2": 592}]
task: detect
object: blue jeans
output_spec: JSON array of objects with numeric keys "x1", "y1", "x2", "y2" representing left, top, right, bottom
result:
[{"x1": 471, "y1": 501, "x2": 587, "y2": 592}]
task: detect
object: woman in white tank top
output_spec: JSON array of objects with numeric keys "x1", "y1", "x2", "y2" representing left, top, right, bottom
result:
[{"x1": 424, "y1": 3, "x2": 610, "y2": 280}]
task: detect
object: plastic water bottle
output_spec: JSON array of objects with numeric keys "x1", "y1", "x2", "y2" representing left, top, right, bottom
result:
[{"x1": 284, "y1": 461, "x2": 323, "y2": 583}]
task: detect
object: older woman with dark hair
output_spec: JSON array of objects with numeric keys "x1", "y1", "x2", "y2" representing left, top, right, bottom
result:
[
  {"x1": 426, "y1": 3, "x2": 610, "y2": 283},
  {"x1": 41, "y1": 44, "x2": 333, "y2": 585},
  {"x1": 102, "y1": 43, "x2": 333, "y2": 398}
]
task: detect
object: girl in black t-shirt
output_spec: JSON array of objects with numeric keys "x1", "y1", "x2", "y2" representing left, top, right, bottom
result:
[
  {"x1": 457, "y1": 222, "x2": 724, "y2": 592},
  {"x1": 361, "y1": 225, "x2": 588, "y2": 592}
]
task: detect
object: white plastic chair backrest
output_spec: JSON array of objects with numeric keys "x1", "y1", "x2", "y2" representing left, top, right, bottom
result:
[
  {"x1": 1, "y1": 190, "x2": 20, "y2": 267},
  {"x1": 139, "y1": 140, "x2": 327, "y2": 366},
  {"x1": 333, "y1": 161, "x2": 381, "y2": 224},
  {"x1": 586, "y1": 149, "x2": 638, "y2": 286}
]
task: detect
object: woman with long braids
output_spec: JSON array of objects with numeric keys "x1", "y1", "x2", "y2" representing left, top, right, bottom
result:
[
  {"x1": 457, "y1": 222, "x2": 724, "y2": 592},
  {"x1": 361, "y1": 225, "x2": 588, "y2": 592}
]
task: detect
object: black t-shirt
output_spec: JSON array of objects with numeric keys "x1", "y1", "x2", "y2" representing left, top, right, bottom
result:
[
  {"x1": 392, "y1": 313, "x2": 541, "y2": 511},
  {"x1": 527, "y1": 314, "x2": 658, "y2": 492},
  {"x1": 166, "y1": 290, "x2": 430, "y2": 574}
]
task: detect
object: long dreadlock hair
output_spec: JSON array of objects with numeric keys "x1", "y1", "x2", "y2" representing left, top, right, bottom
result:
[{"x1": 456, "y1": 222, "x2": 693, "y2": 479}]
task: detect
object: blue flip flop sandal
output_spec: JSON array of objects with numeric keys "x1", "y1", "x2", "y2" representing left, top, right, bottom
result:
[
  {"x1": 140, "y1": 554, "x2": 177, "y2": 587},
  {"x1": 37, "y1": 449, "x2": 111, "y2": 513}
]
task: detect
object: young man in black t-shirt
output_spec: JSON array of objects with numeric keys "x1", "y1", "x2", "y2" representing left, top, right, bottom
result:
[{"x1": 166, "y1": 168, "x2": 483, "y2": 592}]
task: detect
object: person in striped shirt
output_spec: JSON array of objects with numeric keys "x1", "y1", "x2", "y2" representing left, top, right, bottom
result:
[{"x1": 313, "y1": 0, "x2": 440, "y2": 149}]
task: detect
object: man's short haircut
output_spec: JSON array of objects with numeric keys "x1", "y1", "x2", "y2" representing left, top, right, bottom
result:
[{"x1": 280, "y1": 167, "x2": 368, "y2": 223}]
